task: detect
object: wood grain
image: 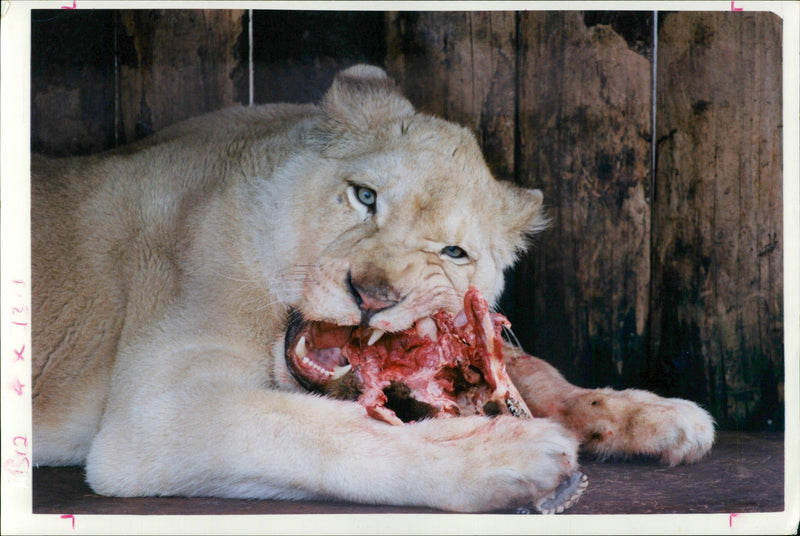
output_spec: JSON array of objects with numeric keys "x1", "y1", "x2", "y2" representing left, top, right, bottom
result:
[
  {"x1": 251, "y1": 11, "x2": 386, "y2": 105},
  {"x1": 651, "y1": 12, "x2": 783, "y2": 428},
  {"x1": 386, "y1": 11, "x2": 517, "y2": 181},
  {"x1": 30, "y1": 10, "x2": 116, "y2": 156},
  {"x1": 511, "y1": 11, "x2": 653, "y2": 389},
  {"x1": 116, "y1": 10, "x2": 246, "y2": 144}
]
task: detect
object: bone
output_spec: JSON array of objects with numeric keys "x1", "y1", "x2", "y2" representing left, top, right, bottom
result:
[
  {"x1": 505, "y1": 396, "x2": 531, "y2": 419},
  {"x1": 453, "y1": 310, "x2": 468, "y2": 328},
  {"x1": 532, "y1": 471, "x2": 588, "y2": 515}
]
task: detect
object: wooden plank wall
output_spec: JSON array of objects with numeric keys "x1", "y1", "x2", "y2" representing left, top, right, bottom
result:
[
  {"x1": 115, "y1": 10, "x2": 247, "y2": 144},
  {"x1": 512, "y1": 11, "x2": 653, "y2": 394},
  {"x1": 31, "y1": 10, "x2": 249, "y2": 155},
  {"x1": 29, "y1": 9, "x2": 784, "y2": 430},
  {"x1": 652, "y1": 12, "x2": 784, "y2": 428},
  {"x1": 31, "y1": 10, "x2": 117, "y2": 155}
]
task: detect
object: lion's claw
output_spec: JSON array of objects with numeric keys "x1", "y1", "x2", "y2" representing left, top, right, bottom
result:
[{"x1": 527, "y1": 471, "x2": 588, "y2": 514}]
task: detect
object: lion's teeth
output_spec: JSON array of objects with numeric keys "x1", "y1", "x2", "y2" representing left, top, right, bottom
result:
[
  {"x1": 367, "y1": 329, "x2": 385, "y2": 346},
  {"x1": 295, "y1": 336, "x2": 308, "y2": 358},
  {"x1": 331, "y1": 364, "x2": 352, "y2": 379},
  {"x1": 302, "y1": 356, "x2": 333, "y2": 377},
  {"x1": 415, "y1": 316, "x2": 439, "y2": 342}
]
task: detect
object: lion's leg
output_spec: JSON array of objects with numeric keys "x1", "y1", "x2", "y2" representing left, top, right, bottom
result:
[
  {"x1": 86, "y1": 341, "x2": 584, "y2": 513},
  {"x1": 505, "y1": 347, "x2": 715, "y2": 465}
]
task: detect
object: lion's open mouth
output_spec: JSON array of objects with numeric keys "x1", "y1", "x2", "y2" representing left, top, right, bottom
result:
[
  {"x1": 284, "y1": 316, "x2": 364, "y2": 394},
  {"x1": 284, "y1": 287, "x2": 532, "y2": 425}
]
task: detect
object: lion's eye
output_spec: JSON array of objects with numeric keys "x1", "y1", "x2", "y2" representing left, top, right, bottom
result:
[
  {"x1": 441, "y1": 245, "x2": 468, "y2": 262},
  {"x1": 355, "y1": 186, "x2": 377, "y2": 211},
  {"x1": 346, "y1": 183, "x2": 378, "y2": 222}
]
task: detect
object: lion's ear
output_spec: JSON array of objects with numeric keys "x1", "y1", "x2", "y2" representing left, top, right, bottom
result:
[
  {"x1": 504, "y1": 185, "x2": 550, "y2": 252},
  {"x1": 320, "y1": 65, "x2": 415, "y2": 131}
]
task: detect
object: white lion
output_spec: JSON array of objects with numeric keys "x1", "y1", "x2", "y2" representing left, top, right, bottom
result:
[{"x1": 32, "y1": 65, "x2": 714, "y2": 513}]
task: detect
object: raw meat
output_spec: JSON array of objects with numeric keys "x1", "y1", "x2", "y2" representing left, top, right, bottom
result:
[{"x1": 285, "y1": 286, "x2": 531, "y2": 425}]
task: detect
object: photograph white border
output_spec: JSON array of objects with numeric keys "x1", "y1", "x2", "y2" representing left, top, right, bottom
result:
[{"x1": 2, "y1": 2, "x2": 798, "y2": 534}]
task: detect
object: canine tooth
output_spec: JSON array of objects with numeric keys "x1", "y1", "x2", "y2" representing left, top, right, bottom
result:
[
  {"x1": 331, "y1": 364, "x2": 352, "y2": 379},
  {"x1": 415, "y1": 316, "x2": 438, "y2": 342},
  {"x1": 296, "y1": 336, "x2": 308, "y2": 358},
  {"x1": 367, "y1": 329, "x2": 385, "y2": 346}
]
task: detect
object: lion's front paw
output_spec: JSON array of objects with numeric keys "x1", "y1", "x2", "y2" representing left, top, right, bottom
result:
[
  {"x1": 560, "y1": 388, "x2": 715, "y2": 465},
  {"x1": 409, "y1": 416, "x2": 585, "y2": 513}
]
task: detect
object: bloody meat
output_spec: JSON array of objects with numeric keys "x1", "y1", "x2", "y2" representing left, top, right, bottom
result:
[
  {"x1": 344, "y1": 287, "x2": 531, "y2": 425},
  {"x1": 285, "y1": 286, "x2": 532, "y2": 425}
]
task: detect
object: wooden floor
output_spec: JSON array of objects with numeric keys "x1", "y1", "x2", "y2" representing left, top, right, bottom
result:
[{"x1": 31, "y1": 431, "x2": 785, "y2": 517}]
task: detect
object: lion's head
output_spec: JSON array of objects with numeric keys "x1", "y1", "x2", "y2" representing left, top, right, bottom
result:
[{"x1": 265, "y1": 65, "x2": 547, "y2": 395}]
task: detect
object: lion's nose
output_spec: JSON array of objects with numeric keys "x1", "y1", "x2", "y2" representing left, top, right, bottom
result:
[{"x1": 346, "y1": 271, "x2": 401, "y2": 317}]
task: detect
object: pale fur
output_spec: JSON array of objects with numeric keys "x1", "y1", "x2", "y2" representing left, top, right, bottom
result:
[{"x1": 32, "y1": 65, "x2": 713, "y2": 512}]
